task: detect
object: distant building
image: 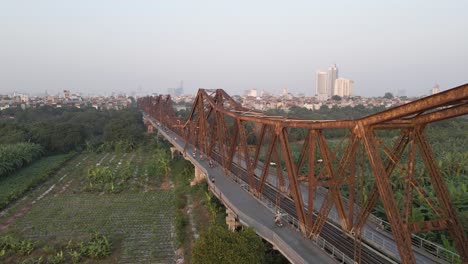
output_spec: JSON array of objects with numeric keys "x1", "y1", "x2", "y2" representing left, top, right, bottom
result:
[
  {"x1": 431, "y1": 84, "x2": 440, "y2": 95},
  {"x1": 327, "y1": 64, "x2": 338, "y2": 97},
  {"x1": 316, "y1": 71, "x2": 328, "y2": 101},
  {"x1": 397, "y1": 89, "x2": 406, "y2": 97},
  {"x1": 168, "y1": 80, "x2": 184, "y2": 97},
  {"x1": 13, "y1": 92, "x2": 29, "y2": 103},
  {"x1": 63, "y1": 90, "x2": 71, "y2": 99},
  {"x1": 167, "y1": 87, "x2": 183, "y2": 97},
  {"x1": 247, "y1": 89, "x2": 258, "y2": 97},
  {"x1": 282, "y1": 88, "x2": 288, "y2": 96},
  {"x1": 334, "y1": 78, "x2": 354, "y2": 97}
]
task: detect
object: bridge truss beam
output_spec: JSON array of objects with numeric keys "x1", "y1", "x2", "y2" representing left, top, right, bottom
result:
[{"x1": 138, "y1": 84, "x2": 468, "y2": 264}]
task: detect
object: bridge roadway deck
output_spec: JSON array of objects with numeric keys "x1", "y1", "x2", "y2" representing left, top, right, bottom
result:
[
  {"x1": 157, "y1": 126, "x2": 337, "y2": 263},
  {"x1": 235, "y1": 157, "x2": 437, "y2": 264},
  {"x1": 147, "y1": 116, "x2": 440, "y2": 264}
]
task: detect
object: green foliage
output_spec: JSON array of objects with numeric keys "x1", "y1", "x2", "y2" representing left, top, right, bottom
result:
[
  {"x1": 0, "y1": 153, "x2": 74, "y2": 210},
  {"x1": 175, "y1": 211, "x2": 188, "y2": 247},
  {"x1": 192, "y1": 225, "x2": 266, "y2": 264},
  {"x1": 87, "y1": 166, "x2": 114, "y2": 189},
  {"x1": 264, "y1": 104, "x2": 387, "y2": 139},
  {"x1": 20, "y1": 256, "x2": 44, "y2": 264},
  {"x1": 147, "y1": 147, "x2": 171, "y2": 178},
  {"x1": 17, "y1": 240, "x2": 35, "y2": 256},
  {"x1": 383, "y1": 92, "x2": 394, "y2": 99},
  {"x1": 265, "y1": 104, "x2": 387, "y2": 122},
  {"x1": 0, "y1": 142, "x2": 43, "y2": 178},
  {"x1": 47, "y1": 251, "x2": 64, "y2": 264},
  {"x1": 331, "y1": 95, "x2": 342, "y2": 101},
  {"x1": 41, "y1": 245, "x2": 55, "y2": 255},
  {"x1": 0, "y1": 235, "x2": 17, "y2": 255},
  {"x1": 204, "y1": 191, "x2": 221, "y2": 222},
  {"x1": 86, "y1": 161, "x2": 135, "y2": 193},
  {"x1": 0, "y1": 106, "x2": 145, "y2": 154},
  {"x1": 171, "y1": 158, "x2": 191, "y2": 248},
  {"x1": 0, "y1": 236, "x2": 34, "y2": 257},
  {"x1": 68, "y1": 250, "x2": 81, "y2": 263},
  {"x1": 1, "y1": 233, "x2": 112, "y2": 263},
  {"x1": 84, "y1": 233, "x2": 112, "y2": 259},
  {"x1": 175, "y1": 189, "x2": 187, "y2": 210}
]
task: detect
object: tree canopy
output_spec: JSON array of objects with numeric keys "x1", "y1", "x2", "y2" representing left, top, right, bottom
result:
[
  {"x1": 192, "y1": 225, "x2": 266, "y2": 264},
  {"x1": 383, "y1": 92, "x2": 394, "y2": 99},
  {"x1": 0, "y1": 106, "x2": 145, "y2": 154}
]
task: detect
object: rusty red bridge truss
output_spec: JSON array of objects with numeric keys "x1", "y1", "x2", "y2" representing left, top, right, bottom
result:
[{"x1": 138, "y1": 84, "x2": 468, "y2": 264}]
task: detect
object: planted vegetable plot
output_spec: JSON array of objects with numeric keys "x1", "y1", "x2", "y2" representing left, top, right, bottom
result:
[
  {"x1": 0, "y1": 153, "x2": 74, "y2": 210},
  {"x1": 9, "y1": 192, "x2": 175, "y2": 263},
  {"x1": 1, "y1": 148, "x2": 176, "y2": 263}
]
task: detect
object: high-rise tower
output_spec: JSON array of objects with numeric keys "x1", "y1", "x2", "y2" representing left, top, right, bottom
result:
[
  {"x1": 334, "y1": 78, "x2": 354, "y2": 97},
  {"x1": 327, "y1": 64, "x2": 338, "y2": 97},
  {"x1": 431, "y1": 84, "x2": 440, "y2": 95},
  {"x1": 316, "y1": 71, "x2": 328, "y2": 101}
]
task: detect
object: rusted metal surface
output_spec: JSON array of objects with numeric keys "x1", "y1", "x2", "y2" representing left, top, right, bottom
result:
[{"x1": 138, "y1": 83, "x2": 468, "y2": 264}]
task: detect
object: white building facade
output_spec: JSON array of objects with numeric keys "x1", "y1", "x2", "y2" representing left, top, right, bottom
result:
[
  {"x1": 327, "y1": 64, "x2": 338, "y2": 97},
  {"x1": 334, "y1": 78, "x2": 354, "y2": 97},
  {"x1": 316, "y1": 71, "x2": 328, "y2": 101}
]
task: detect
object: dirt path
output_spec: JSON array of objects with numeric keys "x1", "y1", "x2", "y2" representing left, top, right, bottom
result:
[{"x1": 0, "y1": 203, "x2": 33, "y2": 231}]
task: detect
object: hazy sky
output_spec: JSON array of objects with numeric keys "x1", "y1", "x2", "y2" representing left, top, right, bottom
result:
[{"x1": 1, "y1": 0, "x2": 467, "y2": 97}]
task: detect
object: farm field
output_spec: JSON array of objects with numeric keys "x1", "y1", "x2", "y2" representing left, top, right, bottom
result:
[{"x1": 0, "y1": 150, "x2": 176, "y2": 263}]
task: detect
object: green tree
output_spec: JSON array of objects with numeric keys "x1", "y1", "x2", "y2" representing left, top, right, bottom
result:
[
  {"x1": 331, "y1": 95, "x2": 342, "y2": 101},
  {"x1": 192, "y1": 225, "x2": 266, "y2": 264},
  {"x1": 383, "y1": 92, "x2": 394, "y2": 99}
]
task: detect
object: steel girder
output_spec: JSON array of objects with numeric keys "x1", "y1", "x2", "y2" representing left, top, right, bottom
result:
[{"x1": 137, "y1": 83, "x2": 468, "y2": 264}]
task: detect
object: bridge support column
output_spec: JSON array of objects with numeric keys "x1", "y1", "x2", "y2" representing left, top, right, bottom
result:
[
  {"x1": 170, "y1": 147, "x2": 179, "y2": 160},
  {"x1": 226, "y1": 208, "x2": 241, "y2": 231},
  {"x1": 190, "y1": 166, "x2": 206, "y2": 186},
  {"x1": 144, "y1": 121, "x2": 154, "y2": 134}
]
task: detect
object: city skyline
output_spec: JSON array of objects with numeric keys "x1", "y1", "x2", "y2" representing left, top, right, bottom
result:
[
  {"x1": 0, "y1": 80, "x2": 449, "y2": 98},
  {"x1": 1, "y1": 1, "x2": 467, "y2": 97}
]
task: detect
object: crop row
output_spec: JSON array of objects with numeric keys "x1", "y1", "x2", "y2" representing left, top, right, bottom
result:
[
  {"x1": 0, "y1": 143, "x2": 43, "y2": 179},
  {"x1": 0, "y1": 153, "x2": 75, "y2": 210},
  {"x1": 12, "y1": 191, "x2": 175, "y2": 263}
]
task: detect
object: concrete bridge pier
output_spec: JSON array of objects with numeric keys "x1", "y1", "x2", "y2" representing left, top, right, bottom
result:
[
  {"x1": 226, "y1": 208, "x2": 241, "y2": 231},
  {"x1": 169, "y1": 147, "x2": 181, "y2": 160},
  {"x1": 144, "y1": 121, "x2": 155, "y2": 134},
  {"x1": 190, "y1": 166, "x2": 207, "y2": 186}
]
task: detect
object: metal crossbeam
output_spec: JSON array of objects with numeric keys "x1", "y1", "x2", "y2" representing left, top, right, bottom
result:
[{"x1": 138, "y1": 83, "x2": 468, "y2": 263}]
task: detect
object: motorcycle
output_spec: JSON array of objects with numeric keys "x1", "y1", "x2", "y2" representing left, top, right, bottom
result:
[{"x1": 275, "y1": 213, "x2": 284, "y2": 227}]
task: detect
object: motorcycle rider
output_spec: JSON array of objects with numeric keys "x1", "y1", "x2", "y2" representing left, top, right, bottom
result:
[{"x1": 275, "y1": 211, "x2": 283, "y2": 226}]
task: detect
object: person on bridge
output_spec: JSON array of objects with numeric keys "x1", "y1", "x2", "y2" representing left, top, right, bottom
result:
[
  {"x1": 275, "y1": 211, "x2": 283, "y2": 227},
  {"x1": 209, "y1": 159, "x2": 213, "y2": 168}
]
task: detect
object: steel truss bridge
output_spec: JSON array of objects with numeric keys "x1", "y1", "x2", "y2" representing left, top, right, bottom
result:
[{"x1": 138, "y1": 84, "x2": 467, "y2": 264}]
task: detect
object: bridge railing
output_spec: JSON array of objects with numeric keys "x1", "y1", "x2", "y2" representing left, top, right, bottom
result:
[
  {"x1": 149, "y1": 117, "x2": 460, "y2": 264},
  {"x1": 317, "y1": 186, "x2": 461, "y2": 264},
  {"x1": 236, "y1": 181, "x2": 355, "y2": 264},
  {"x1": 207, "y1": 174, "x2": 307, "y2": 264},
  {"x1": 257, "y1": 159, "x2": 460, "y2": 264}
]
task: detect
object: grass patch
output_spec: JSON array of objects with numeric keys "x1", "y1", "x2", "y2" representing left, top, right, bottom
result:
[
  {"x1": 1, "y1": 148, "x2": 177, "y2": 263},
  {"x1": 0, "y1": 153, "x2": 75, "y2": 210},
  {"x1": 4, "y1": 192, "x2": 174, "y2": 263},
  {"x1": 1, "y1": 232, "x2": 112, "y2": 263},
  {"x1": 170, "y1": 158, "x2": 195, "y2": 262}
]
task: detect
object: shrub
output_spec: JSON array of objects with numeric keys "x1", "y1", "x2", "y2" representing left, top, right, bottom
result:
[
  {"x1": 192, "y1": 225, "x2": 266, "y2": 264},
  {"x1": 47, "y1": 251, "x2": 64, "y2": 264},
  {"x1": 20, "y1": 256, "x2": 44, "y2": 264},
  {"x1": 17, "y1": 239, "x2": 34, "y2": 255},
  {"x1": 85, "y1": 233, "x2": 112, "y2": 259},
  {"x1": 175, "y1": 211, "x2": 188, "y2": 247}
]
